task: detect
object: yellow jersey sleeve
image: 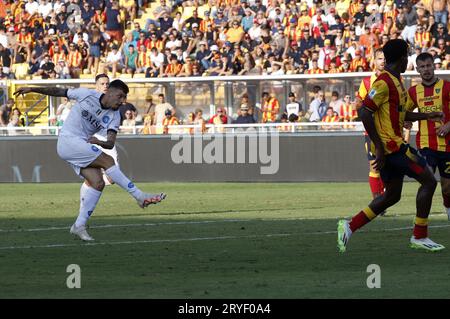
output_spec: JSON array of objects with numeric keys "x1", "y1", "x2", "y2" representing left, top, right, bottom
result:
[{"x1": 362, "y1": 79, "x2": 389, "y2": 112}]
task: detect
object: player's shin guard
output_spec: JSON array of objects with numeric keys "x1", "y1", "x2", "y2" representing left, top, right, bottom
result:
[
  {"x1": 413, "y1": 217, "x2": 428, "y2": 239},
  {"x1": 75, "y1": 186, "x2": 102, "y2": 227},
  {"x1": 349, "y1": 207, "x2": 378, "y2": 232},
  {"x1": 104, "y1": 165, "x2": 143, "y2": 200}
]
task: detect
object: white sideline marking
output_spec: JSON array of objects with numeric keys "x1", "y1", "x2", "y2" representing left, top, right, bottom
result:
[
  {"x1": 0, "y1": 224, "x2": 449, "y2": 251},
  {"x1": 0, "y1": 217, "x2": 316, "y2": 233}
]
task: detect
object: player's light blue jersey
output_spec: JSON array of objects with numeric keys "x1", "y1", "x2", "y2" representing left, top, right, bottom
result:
[{"x1": 60, "y1": 88, "x2": 121, "y2": 140}]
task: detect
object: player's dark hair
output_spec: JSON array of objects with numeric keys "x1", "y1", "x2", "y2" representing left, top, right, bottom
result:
[
  {"x1": 382, "y1": 39, "x2": 408, "y2": 64},
  {"x1": 95, "y1": 73, "x2": 109, "y2": 83},
  {"x1": 416, "y1": 52, "x2": 434, "y2": 65},
  {"x1": 312, "y1": 85, "x2": 322, "y2": 93},
  {"x1": 109, "y1": 79, "x2": 129, "y2": 94}
]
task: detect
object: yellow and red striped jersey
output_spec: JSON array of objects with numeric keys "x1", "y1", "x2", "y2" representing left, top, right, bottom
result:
[
  {"x1": 164, "y1": 63, "x2": 182, "y2": 76},
  {"x1": 67, "y1": 51, "x2": 82, "y2": 68},
  {"x1": 339, "y1": 103, "x2": 357, "y2": 120},
  {"x1": 52, "y1": 52, "x2": 67, "y2": 65},
  {"x1": 322, "y1": 115, "x2": 340, "y2": 122},
  {"x1": 307, "y1": 68, "x2": 325, "y2": 74},
  {"x1": 362, "y1": 70, "x2": 413, "y2": 154},
  {"x1": 262, "y1": 97, "x2": 280, "y2": 123},
  {"x1": 138, "y1": 51, "x2": 151, "y2": 68},
  {"x1": 408, "y1": 79, "x2": 450, "y2": 152},
  {"x1": 414, "y1": 31, "x2": 431, "y2": 48}
]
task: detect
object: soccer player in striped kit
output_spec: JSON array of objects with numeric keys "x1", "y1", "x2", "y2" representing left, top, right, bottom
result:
[
  {"x1": 408, "y1": 52, "x2": 450, "y2": 221},
  {"x1": 337, "y1": 40, "x2": 445, "y2": 253}
]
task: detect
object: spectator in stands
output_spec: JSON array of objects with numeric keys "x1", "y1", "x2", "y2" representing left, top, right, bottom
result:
[
  {"x1": 208, "y1": 106, "x2": 228, "y2": 125},
  {"x1": 261, "y1": 91, "x2": 280, "y2": 123},
  {"x1": 144, "y1": 96, "x2": 156, "y2": 115},
  {"x1": 398, "y1": 2, "x2": 418, "y2": 45},
  {"x1": 329, "y1": 91, "x2": 344, "y2": 114},
  {"x1": 67, "y1": 42, "x2": 83, "y2": 79},
  {"x1": 162, "y1": 54, "x2": 182, "y2": 77},
  {"x1": 119, "y1": 102, "x2": 138, "y2": 125},
  {"x1": 140, "y1": 113, "x2": 155, "y2": 135},
  {"x1": 87, "y1": 25, "x2": 106, "y2": 75},
  {"x1": 106, "y1": 0, "x2": 123, "y2": 42},
  {"x1": 234, "y1": 104, "x2": 256, "y2": 124},
  {"x1": 162, "y1": 109, "x2": 180, "y2": 134},
  {"x1": 0, "y1": 43, "x2": 12, "y2": 79},
  {"x1": 9, "y1": 108, "x2": 25, "y2": 127},
  {"x1": 285, "y1": 92, "x2": 302, "y2": 118},
  {"x1": 105, "y1": 44, "x2": 123, "y2": 78},
  {"x1": 431, "y1": 0, "x2": 448, "y2": 26},
  {"x1": 36, "y1": 54, "x2": 55, "y2": 79},
  {"x1": 56, "y1": 97, "x2": 73, "y2": 125},
  {"x1": 0, "y1": 98, "x2": 15, "y2": 127},
  {"x1": 309, "y1": 89, "x2": 327, "y2": 122},
  {"x1": 54, "y1": 59, "x2": 71, "y2": 79},
  {"x1": 121, "y1": 0, "x2": 138, "y2": 22},
  {"x1": 146, "y1": 47, "x2": 165, "y2": 78},
  {"x1": 121, "y1": 109, "x2": 137, "y2": 134},
  {"x1": 154, "y1": 93, "x2": 175, "y2": 126},
  {"x1": 321, "y1": 107, "x2": 340, "y2": 123},
  {"x1": 124, "y1": 44, "x2": 138, "y2": 76}
]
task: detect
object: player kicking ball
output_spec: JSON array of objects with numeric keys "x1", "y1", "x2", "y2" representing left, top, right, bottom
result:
[
  {"x1": 14, "y1": 80, "x2": 166, "y2": 241},
  {"x1": 408, "y1": 53, "x2": 450, "y2": 222},
  {"x1": 337, "y1": 39, "x2": 445, "y2": 253}
]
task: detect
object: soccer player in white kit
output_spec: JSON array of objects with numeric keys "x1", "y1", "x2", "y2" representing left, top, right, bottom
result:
[
  {"x1": 92, "y1": 73, "x2": 117, "y2": 185},
  {"x1": 14, "y1": 80, "x2": 166, "y2": 241}
]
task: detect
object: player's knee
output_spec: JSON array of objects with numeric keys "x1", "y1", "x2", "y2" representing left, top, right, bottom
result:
[{"x1": 90, "y1": 179, "x2": 105, "y2": 191}]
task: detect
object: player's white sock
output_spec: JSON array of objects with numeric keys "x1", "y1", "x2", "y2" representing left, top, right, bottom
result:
[
  {"x1": 105, "y1": 165, "x2": 143, "y2": 200},
  {"x1": 75, "y1": 187, "x2": 102, "y2": 227},
  {"x1": 80, "y1": 182, "x2": 89, "y2": 202}
]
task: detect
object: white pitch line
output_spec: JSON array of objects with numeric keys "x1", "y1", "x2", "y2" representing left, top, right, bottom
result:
[
  {"x1": 0, "y1": 217, "x2": 325, "y2": 233},
  {"x1": 0, "y1": 219, "x2": 252, "y2": 233},
  {"x1": 0, "y1": 233, "x2": 292, "y2": 250},
  {"x1": 0, "y1": 224, "x2": 449, "y2": 251}
]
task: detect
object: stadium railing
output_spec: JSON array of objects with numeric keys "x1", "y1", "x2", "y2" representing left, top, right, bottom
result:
[
  {"x1": 1, "y1": 70, "x2": 449, "y2": 128},
  {"x1": 0, "y1": 122, "x2": 368, "y2": 136}
]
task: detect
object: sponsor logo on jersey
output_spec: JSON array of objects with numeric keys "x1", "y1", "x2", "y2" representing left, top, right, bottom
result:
[
  {"x1": 368, "y1": 89, "x2": 377, "y2": 99},
  {"x1": 128, "y1": 182, "x2": 134, "y2": 189},
  {"x1": 91, "y1": 145, "x2": 99, "y2": 152},
  {"x1": 102, "y1": 115, "x2": 110, "y2": 124},
  {"x1": 81, "y1": 109, "x2": 105, "y2": 131}
]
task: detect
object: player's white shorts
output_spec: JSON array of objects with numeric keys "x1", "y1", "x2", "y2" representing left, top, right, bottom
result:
[
  {"x1": 93, "y1": 133, "x2": 119, "y2": 166},
  {"x1": 57, "y1": 136, "x2": 103, "y2": 176}
]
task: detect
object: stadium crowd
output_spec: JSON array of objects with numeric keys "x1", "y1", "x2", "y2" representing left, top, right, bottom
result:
[
  {"x1": 0, "y1": 0, "x2": 450, "y2": 130},
  {"x1": 0, "y1": 0, "x2": 448, "y2": 80}
]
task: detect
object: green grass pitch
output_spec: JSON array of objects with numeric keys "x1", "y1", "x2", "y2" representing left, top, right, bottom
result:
[{"x1": 0, "y1": 182, "x2": 449, "y2": 298}]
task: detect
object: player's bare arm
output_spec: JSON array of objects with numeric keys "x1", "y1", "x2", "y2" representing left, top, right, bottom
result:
[
  {"x1": 13, "y1": 87, "x2": 68, "y2": 97},
  {"x1": 88, "y1": 129, "x2": 117, "y2": 149},
  {"x1": 405, "y1": 111, "x2": 444, "y2": 122},
  {"x1": 359, "y1": 106, "x2": 385, "y2": 170}
]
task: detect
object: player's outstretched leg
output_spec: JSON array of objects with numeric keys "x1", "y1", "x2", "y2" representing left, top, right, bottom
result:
[
  {"x1": 90, "y1": 153, "x2": 166, "y2": 208},
  {"x1": 338, "y1": 179, "x2": 402, "y2": 253}
]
